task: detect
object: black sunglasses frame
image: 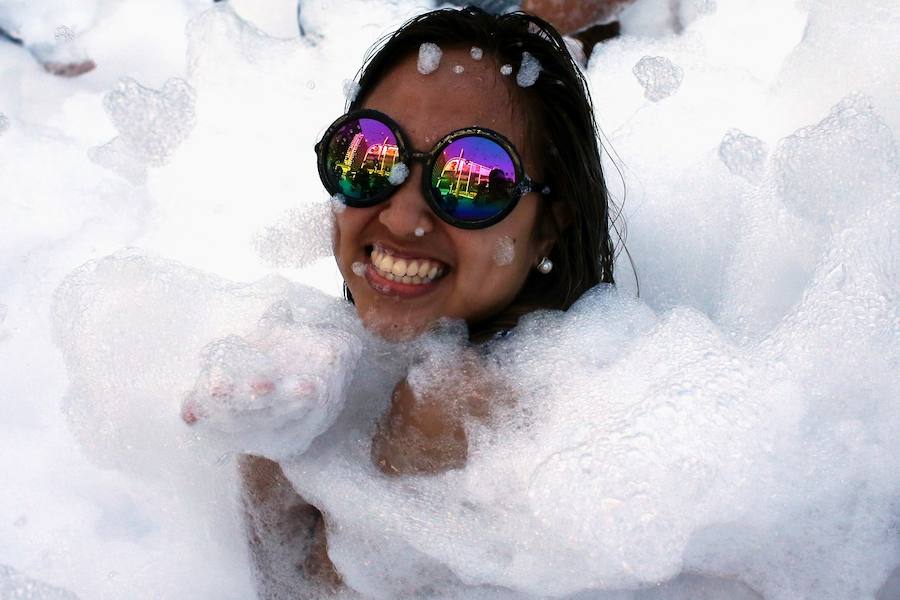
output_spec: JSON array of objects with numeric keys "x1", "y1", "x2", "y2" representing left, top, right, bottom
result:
[{"x1": 314, "y1": 109, "x2": 549, "y2": 230}]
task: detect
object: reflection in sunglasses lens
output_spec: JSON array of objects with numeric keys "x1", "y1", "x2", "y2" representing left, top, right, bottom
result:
[
  {"x1": 431, "y1": 136, "x2": 516, "y2": 223},
  {"x1": 326, "y1": 118, "x2": 400, "y2": 202}
]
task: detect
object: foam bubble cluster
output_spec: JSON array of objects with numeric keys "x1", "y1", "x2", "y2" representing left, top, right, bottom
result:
[
  {"x1": 773, "y1": 93, "x2": 899, "y2": 227},
  {"x1": 388, "y1": 161, "x2": 409, "y2": 185},
  {"x1": 632, "y1": 55, "x2": 684, "y2": 101},
  {"x1": 417, "y1": 42, "x2": 442, "y2": 75},
  {"x1": 516, "y1": 51, "x2": 541, "y2": 87},
  {"x1": 254, "y1": 202, "x2": 334, "y2": 269},
  {"x1": 88, "y1": 77, "x2": 196, "y2": 184},
  {"x1": 718, "y1": 128, "x2": 767, "y2": 181},
  {"x1": 0, "y1": 112, "x2": 8, "y2": 134},
  {"x1": 492, "y1": 236, "x2": 515, "y2": 266}
]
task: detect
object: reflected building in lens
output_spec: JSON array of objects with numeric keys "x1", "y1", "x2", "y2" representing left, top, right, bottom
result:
[
  {"x1": 362, "y1": 141, "x2": 399, "y2": 175},
  {"x1": 435, "y1": 148, "x2": 512, "y2": 203}
]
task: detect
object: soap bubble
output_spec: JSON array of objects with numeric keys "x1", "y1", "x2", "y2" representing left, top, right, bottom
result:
[
  {"x1": 516, "y1": 51, "x2": 540, "y2": 87},
  {"x1": 633, "y1": 55, "x2": 684, "y2": 101},
  {"x1": 87, "y1": 137, "x2": 149, "y2": 185},
  {"x1": 88, "y1": 77, "x2": 196, "y2": 183},
  {"x1": 54, "y1": 25, "x2": 75, "y2": 43},
  {"x1": 254, "y1": 201, "x2": 334, "y2": 269},
  {"x1": 388, "y1": 162, "x2": 409, "y2": 185},
  {"x1": 719, "y1": 128, "x2": 767, "y2": 182},
  {"x1": 330, "y1": 193, "x2": 347, "y2": 213},
  {"x1": 774, "y1": 93, "x2": 900, "y2": 227},
  {"x1": 492, "y1": 236, "x2": 515, "y2": 266},
  {"x1": 101, "y1": 77, "x2": 196, "y2": 166},
  {"x1": 417, "y1": 42, "x2": 442, "y2": 75}
]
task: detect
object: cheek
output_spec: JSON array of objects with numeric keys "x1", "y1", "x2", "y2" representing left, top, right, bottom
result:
[
  {"x1": 332, "y1": 216, "x2": 341, "y2": 256},
  {"x1": 333, "y1": 209, "x2": 368, "y2": 259},
  {"x1": 456, "y1": 233, "x2": 534, "y2": 303}
]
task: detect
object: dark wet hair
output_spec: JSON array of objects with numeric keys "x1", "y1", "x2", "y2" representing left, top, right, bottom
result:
[{"x1": 344, "y1": 6, "x2": 616, "y2": 342}]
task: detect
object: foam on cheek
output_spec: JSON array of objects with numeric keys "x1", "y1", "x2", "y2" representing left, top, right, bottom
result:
[
  {"x1": 417, "y1": 42, "x2": 442, "y2": 75},
  {"x1": 491, "y1": 236, "x2": 515, "y2": 266}
]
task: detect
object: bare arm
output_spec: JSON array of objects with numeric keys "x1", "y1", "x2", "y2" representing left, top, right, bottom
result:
[{"x1": 238, "y1": 455, "x2": 342, "y2": 595}]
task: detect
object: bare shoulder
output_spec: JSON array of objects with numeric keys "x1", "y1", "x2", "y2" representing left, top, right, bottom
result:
[{"x1": 371, "y1": 349, "x2": 513, "y2": 476}]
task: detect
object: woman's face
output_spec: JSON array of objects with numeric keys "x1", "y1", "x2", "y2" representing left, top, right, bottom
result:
[{"x1": 333, "y1": 47, "x2": 554, "y2": 340}]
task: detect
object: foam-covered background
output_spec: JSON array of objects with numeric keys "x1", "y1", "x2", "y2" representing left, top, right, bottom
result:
[{"x1": 1, "y1": 0, "x2": 898, "y2": 598}]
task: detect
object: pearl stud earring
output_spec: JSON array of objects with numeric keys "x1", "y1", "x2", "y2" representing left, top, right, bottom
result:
[{"x1": 537, "y1": 256, "x2": 553, "y2": 274}]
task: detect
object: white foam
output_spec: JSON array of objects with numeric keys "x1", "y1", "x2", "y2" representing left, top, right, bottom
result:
[
  {"x1": 2, "y1": 0, "x2": 899, "y2": 598},
  {"x1": 718, "y1": 128, "x2": 767, "y2": 181},
  {"x1": 470, "y1": 46, "x2": 483, "y2": 60},
  {"x1": 417, "y1": 42, "x2": 442, "y2": 75},
  {"x1": 254, "y1": 201, "x2": 334, "y2": 269},
  {"x1": 182, "y1": 293, "x2": 365, "y2": 460},
  {"x1": 330, "y1": 193, "x2": 347, "y2": 213},
  {"x1": 632, "y1": 55, "x2": 684, "y2": 101},
  {"x1": 499, "y1": 63, "x2": 513, "y2": 76},
  {"x1": 516, "y1": 51, "x2": 540, "y2": 87},
  {"x1": 388, "y1": 161, "x2": 409, "y2": 185},
  {"x1": 492, "y1": 236, "x2": 515, "y2": 266},
  {"x1": 88, "y1": 77, "x2": 196, "y2": 184},
  {"x1": 0, "y1": 564, "x2": 78, "y2": 599}
]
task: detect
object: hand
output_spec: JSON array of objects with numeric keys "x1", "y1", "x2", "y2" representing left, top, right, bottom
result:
[{"x1": 181, "y1": 302, "x2": 363, "y2": 459}]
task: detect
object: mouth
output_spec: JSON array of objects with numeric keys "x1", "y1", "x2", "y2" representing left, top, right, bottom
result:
[{"x1": 362, "y1": 242, "x2": 449, "y2": 297}]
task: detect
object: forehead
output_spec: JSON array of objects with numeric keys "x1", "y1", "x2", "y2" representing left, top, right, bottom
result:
[{"x1": 360, "y1": 46, "x2": 526, "y2": 151}]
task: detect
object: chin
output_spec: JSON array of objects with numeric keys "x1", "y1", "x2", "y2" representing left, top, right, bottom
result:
[{"x1": 356, "y1": 305, "x2": 433, "y2": 342}]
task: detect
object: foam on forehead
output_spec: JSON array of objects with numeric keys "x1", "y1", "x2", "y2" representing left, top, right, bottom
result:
[{"x1": 360, "y1": 46, "x2": 535, "y2": 159}]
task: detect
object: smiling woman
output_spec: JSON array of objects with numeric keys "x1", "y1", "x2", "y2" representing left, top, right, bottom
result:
[
  {"x1": 335, "y1": 9, "x2": 615, "y2": 343},
  {"x1": 330, "y1": 50, "x2": 558, "y2": 339},
  {"x1": 206, "y1": 6, "x2": 617, "y2": 596}
]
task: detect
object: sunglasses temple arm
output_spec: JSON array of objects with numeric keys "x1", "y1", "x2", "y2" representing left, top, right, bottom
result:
[{"x1": 522, "y1": 175, "x2": 551, "y2": 196}]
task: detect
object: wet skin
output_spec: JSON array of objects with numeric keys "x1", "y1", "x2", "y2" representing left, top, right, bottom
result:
[{"x1": 332, "y1": 47, "x2": 557, "y2": 341}]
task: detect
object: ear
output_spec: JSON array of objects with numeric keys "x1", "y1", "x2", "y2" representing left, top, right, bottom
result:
[{"x1": 536, "y1": 198, "x2": 572, "y2": 258}]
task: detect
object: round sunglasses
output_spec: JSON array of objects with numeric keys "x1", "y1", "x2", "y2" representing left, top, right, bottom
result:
[{"x1": 314, "y1": 109, "x2": 550, "y2": 230}]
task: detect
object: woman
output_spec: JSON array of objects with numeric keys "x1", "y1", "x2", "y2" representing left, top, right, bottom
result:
[{"x1": 190, "y1": 6, "x2": 616, "y2": 596}]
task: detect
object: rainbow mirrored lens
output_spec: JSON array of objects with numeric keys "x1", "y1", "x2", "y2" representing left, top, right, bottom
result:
[
  {"x1": 324, "y1": 117, "x2": 401, "y2": 202},
  {"x1": 431, "y1": 136, "x2": 517, "y2": 223}
]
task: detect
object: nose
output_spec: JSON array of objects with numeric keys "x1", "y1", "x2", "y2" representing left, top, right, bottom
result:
[{"x1": 377, "y1": 162, "x2": 436, "y2": 237}]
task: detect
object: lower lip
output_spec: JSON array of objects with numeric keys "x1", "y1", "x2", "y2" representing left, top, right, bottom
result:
[{"x1": 364, "y1": 261, "x2": 443, "y2": 299}]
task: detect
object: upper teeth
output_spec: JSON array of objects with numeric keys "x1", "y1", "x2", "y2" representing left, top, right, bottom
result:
[{"x1": 371, "y1": 245, "x2": 445, "y2": 284}]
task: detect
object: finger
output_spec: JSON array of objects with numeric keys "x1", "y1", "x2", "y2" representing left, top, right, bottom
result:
[
  {"x1": 181, "y1": 397, "x2": 201, "y2": 425},
  {"x1": 250, "y1": 379, "x2": 276, "y2": 396}
]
